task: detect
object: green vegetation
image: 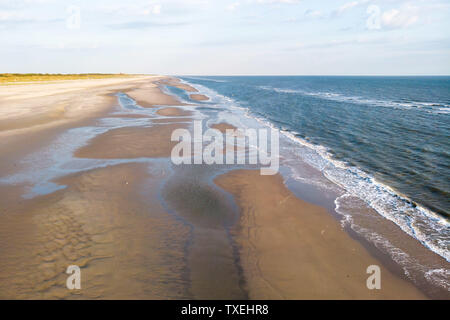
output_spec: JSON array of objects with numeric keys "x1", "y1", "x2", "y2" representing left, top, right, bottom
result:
[{"x1": 0, "y1": 73, "x2": 135, "y2": 84}]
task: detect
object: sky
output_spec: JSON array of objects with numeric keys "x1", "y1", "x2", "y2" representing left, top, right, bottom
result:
[{"x1": 0, "y1": 0, "x2": 449, "y2": 75}]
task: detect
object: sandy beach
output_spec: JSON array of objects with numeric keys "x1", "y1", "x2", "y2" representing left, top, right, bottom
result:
[
  {"x1": 159, "y1": 77, "x2": 199, "y2": 93},
  {"x1": 215, "y1": 170, "x2": 425, "y2": 299},
  {"x1": 0, "y1": 75, "x2": 432, "y2": 299}
]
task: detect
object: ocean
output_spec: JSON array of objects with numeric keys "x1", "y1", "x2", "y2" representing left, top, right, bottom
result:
[{"x1": 173, "y1": 76, "x2": 450, "y2": 292}]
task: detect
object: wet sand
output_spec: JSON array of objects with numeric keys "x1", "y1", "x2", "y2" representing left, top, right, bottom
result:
[
  {"x1": 190, "y1": 94, "x2": 209, "y2": 101},
  {"x1": 74, "y1": 123, "x2": 189, "y2": 159},
  {"x1": 161, "y1": 165, "x2": 247, "y2": 299},
  {"x1": 210, "y1": 122, "x2": 238, "y2": 134},
  {"x1": 0, "y1": 76, "x2": 193, "y2": 298},
  {"x1": 214, "y1": 170, "x2": 426, "y2": 299},
  {"x1": 151, "y1": 117, "x2": 192, "y2": 124},
  {"x1": 160, "y1": 77, "x2": 198, "y2": 92},
  {"x1": 0, "y1": 163, "x2": 189, "y2": 299},
  {"x1": 0, "y1": 76, "x2": 431, "y2": 300},
  {"x1": 156, "y1": 107, "x2": 192, "y2": 117}
]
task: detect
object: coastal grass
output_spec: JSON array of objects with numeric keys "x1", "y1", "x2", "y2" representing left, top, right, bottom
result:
[{"x1": 0, "y1": 73, "x2": 138, "y2": 84}]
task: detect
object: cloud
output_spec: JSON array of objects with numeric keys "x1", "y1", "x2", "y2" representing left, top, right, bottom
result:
[
  {"x1": 366, "y1": 4, "x2": 420, "y2": 30},
  {"x1": 0, "y1": 0, "x2": 55, "y2": 9},
  {"x1": 283, "y1": 9, "x2": 323, "y2": 22},
  {"x1": 0, "y1": 10, "x2": 26, "y2": 21},
  {"x1": 196, "y1": 36, "x2": 269, "y2": 47},
  {"x1": 254, "y1": 0, "x2": 301, "y2": 4},
  {"x1": 108, "y1": 21, "x2": 188, "y2": 30},
  {"x1": 304, "y1": 9, "x2": 323, "y2": 18},
  {"x1": 289, "y1": 35, "x2": 390, "y2": 50},
  {"x1": 227, "y1": 2, "x2": 240, "y2": 11},
  {"x1": 380, "y1": 6, "x2": 419, "y2": 29},
  {"x1": 0, "y1": 9, "x2": 61, "y2": 26},
  {"x1": 98, "y1": 3, "x2": 162, "y2": 16},
  {"x1": 45, "y1": 40, "x2": 101, "y2": 50},
  {"x1": 334, "y1": 0, "x2": 371, "y2": 15},
  {"x1": 337, "y1": 1, "x2": 359, "y2": 14}
]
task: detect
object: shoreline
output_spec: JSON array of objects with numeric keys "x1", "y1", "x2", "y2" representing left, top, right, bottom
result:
[
  {"x1": 179, "y1": 76, "x2": 449, "y2": 298},
  {"x1": 214, "y1": 169, "x2": 426, "y2": 299},
  {"x1": 0, "y1": 75, "x2": 442, "y2": 299}
]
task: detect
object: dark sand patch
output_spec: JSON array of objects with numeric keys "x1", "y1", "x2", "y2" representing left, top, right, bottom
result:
[
  {"x1": 210, "y1": 122, "x2": 237, "y2": 134},
  {"x1": 107, "y1": 114, "x2": 152, "y2": 119},
  {"x1": 152, "y1": 118, "x2": 192, "y2": 123},
  {"x1": 190, "y1": 94, "x2": 209, "y2": 101},
  {"x1": 156, "y1": 107, "x2": 192, "y2": 117},
  {"x1": 74, "y1": 123, "x2": 189, "y2": 159},
  {"x1": 162, "y1": 169, "x2": 247, "y2": 299},
  {"x1": 214, "y1": 169, "x2": 426, "y2": 299}
]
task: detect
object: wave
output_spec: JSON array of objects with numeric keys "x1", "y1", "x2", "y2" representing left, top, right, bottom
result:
[
  {"x1": 279, "y1": 129, "x2": 450, "y2": 262},
  {"x1": 171, "y1": 78, "x2": 450, "y2": 292},
  {"x1": 425, "y1": 268, "x2": 450, "y2": 291},
  {"x1": 258, "y1": 85, "x2": 450, "y2": 115},
  {"x1": 185, "y1": 81, "x2": 450, "y2": 258},
  {"x1": 336, "y1": 194, "x2": 450, "y2": 291},
  {"x1": 178, "y1": 79, "x2": 450, "y2": 287},
  {"x1": 179, "y1": 79, "x2": 450, "y2": 251}
]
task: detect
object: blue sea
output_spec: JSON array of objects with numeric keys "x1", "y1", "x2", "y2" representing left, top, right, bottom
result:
[{"x1": 173, "y1": 76, "x2": 450, "y2": 290}]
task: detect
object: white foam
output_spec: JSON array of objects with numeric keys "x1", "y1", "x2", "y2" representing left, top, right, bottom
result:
[
  {"x1": 335, "y1": 194, "x2": 450, "y2": 290},
  {"x1": 180, "y1": 78, "x2": 450, "y2": 266},
  {"x1": 156, "y1": 79, "x2": 450, "y2": 293},
  {"x1": 424, "y1": 268, "x2": 450, "y2": 291},
  {"x1": 258, "y1": 85, "x2": 450, "y2": 115}
]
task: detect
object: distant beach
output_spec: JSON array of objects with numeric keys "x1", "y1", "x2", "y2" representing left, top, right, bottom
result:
[{"x1": 0, "y1": 75, "x2": 447, "y2": 299}]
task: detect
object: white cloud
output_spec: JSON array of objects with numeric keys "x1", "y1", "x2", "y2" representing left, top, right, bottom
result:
[
  {"x1": 293, "y1": 35, "x2": 383, "y2": 49},
  {"x1": 338, "y1": 1, "x2": 359, "y2": 14},
  {"x1": 305, "y1": 9, "x2": 323, "y2": 18},
  {"x1": 366, "y1": 4, "x2": 420, "y2": 30},
  {"x1": 336, "y1": 0, "x2": 371, "y2": 15},
  {"x1": 227, "y1": 2, "x2": 240, "y2": 11},
  {"x1": 381, "y1": 6, "x2": 419, "y2": 29},
  {"x1": 255, "y1": 0, "x2": 301, "y2": 4},
  {"x1": 98, "y1": 3, "x2": 162, "y2": 16}
]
